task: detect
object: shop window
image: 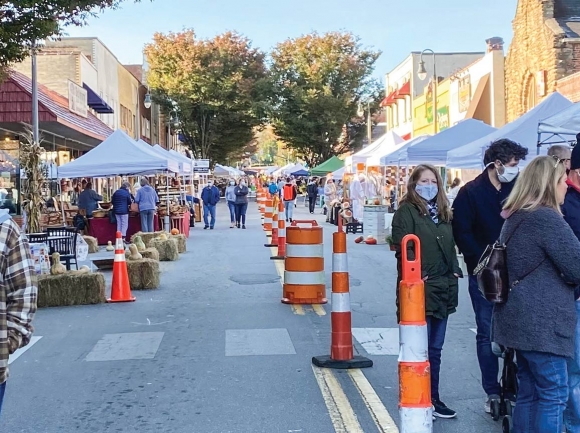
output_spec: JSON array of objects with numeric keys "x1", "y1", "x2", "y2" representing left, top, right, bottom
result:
[{"x1": 0, "y1": 139, "x2": 20, "y2": 215}]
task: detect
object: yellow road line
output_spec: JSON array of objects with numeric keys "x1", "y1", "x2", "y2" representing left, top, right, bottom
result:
[
  {"x1": 348, "y1": 369, "x2": 399, "y2": 432},
  {"x1": 291, "y1": 305, "x2": 305, "y2": 315},
  {"x1": 311, "y1": 365, "x2": 364, "y2": 433},
  {"x1": 313, "y1": 304, "x2": 327, "y2": 316}
]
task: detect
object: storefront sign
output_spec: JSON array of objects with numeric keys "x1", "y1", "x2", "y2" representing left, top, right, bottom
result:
[
  {"x1": 458, "y1": 75, "x2": 471, "y2": 113},
  {"x1": 437, "y1": 106, "x2": 450, "y2": 131},
  {"x1": 193, "y1": 159, "x2": 210, "y2": 173},
  {"x1": 68, "y1": 80, "x2": 88, "y2": 118}
]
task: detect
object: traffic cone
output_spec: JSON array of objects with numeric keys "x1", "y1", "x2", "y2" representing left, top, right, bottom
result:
[
  {"x1": 265, "y1": 196, "x2": 279, "y2": 247},
  {"x1": 270, "y1": 200, "x2": 286, "y2": 260},
  {"x1": 312, "y1": 218, "x2": 372, "y2": 368},
  {"x1": 107, "y1": 231, "x2": 136, "y2": 303}
]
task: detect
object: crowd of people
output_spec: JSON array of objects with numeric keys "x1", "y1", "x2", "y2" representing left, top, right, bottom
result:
[{"x1": 393, "y1": 136, "x2": 580, "y2": 432}]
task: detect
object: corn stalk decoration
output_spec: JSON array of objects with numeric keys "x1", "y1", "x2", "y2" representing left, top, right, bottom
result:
[{"x1": 19, "y1": 127, "x2": 45, "y2": 234}]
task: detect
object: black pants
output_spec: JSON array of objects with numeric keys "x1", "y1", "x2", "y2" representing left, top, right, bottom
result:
[
  {"x1": 308, "y1": 196, "x2": 316, "y2": 213},
  {"x1": 234, "y1": 203, "x2": 248, "y2": 225}
]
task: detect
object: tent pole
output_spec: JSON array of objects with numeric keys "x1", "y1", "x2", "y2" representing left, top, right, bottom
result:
[{"x1": 165, "y1": 171, "x2": 170, "y2": 232}]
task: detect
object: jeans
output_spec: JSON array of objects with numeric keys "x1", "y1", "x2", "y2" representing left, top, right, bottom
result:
[
  {"x1": 116, "y1": 214, "x2": 129, "y2": 238},
  {"x1": 203, "y1": 204, "x2": 216, "y2": 228},
  {"x1": 468, "y1": 275, "x2": 501, "y2": 396},
  {"x1": 284, "y1": 200, "x2": 294, "y2": 220},
  {"x1": 308, "y1": 196, "x2": 316, "y2": 213},
  {"x1": 227, "y1": 201, "x2": 236, "y2": 223},
  {"x1": 0, "y1": 380, "x2": 4, "y2": 417},
  {"x1": 565, "y1": 301, "x2": 580, "y2": 432},
  {"x1": 514, "y1": 350, "x2": 568, "y2": 433},
  {"x1": 139, "y1": 209, "x2": 155, "y2": 233},
  {"x1": 426, "y1": 316, "x2": 448, "y2": 401},
  {"x1": 235, "y1": 203, "x2": 247, "y2": 225}
]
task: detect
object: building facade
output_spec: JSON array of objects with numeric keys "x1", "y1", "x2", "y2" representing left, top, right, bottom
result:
[{"x1": 505, "y1": 0, "x2": 580, "y2": 121}]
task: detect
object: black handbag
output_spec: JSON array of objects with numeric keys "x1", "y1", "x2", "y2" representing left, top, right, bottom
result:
[{"x1": 108, "y1": 210, "x2": 117, "y2": 224}]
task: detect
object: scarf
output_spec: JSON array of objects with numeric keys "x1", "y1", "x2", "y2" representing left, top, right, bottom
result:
[{"x1": 426, "y1": 199, "x2": 439, "y2": 224}]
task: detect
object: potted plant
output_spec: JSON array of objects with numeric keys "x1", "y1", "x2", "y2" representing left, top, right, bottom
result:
[{"x1": 386, "y1": 235, "x2": 396, "y2": 251}]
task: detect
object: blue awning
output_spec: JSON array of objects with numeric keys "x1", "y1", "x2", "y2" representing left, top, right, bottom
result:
[{"x1": 82, "y1": 83, "x2": 114, "y2": 114}]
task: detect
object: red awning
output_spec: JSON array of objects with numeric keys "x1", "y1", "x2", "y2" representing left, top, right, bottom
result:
[
  {"x1": 402, "y1": 133, "x2": 412, "y2": 141},
  {"x1": 380, "y1": 90, "x2": 397, "y2": 107},
  {"x1": 395, "y1": 81, "x2": 411, "y2": 99}
]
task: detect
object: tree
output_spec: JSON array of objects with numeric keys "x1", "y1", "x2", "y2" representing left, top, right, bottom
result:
[
  {"x1": 268, "y1": 31, "x2": 381, "y2": 167},
  {"x1": 0, "y1": 1, "x2": 143, "y2": 69},
  {"x1": 144, "y1": 30, "x2": 268, "y2": 163}
]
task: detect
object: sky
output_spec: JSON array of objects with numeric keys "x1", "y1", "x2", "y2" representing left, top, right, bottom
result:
[{"x1": 66, "y1": 0, "x2": 518, "y2": 78}]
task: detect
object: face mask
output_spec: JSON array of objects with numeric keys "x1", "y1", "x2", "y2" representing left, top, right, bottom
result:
[
  {"x1": 207, "y1": 182, "x2": 213, "y2": 187},
  {"x1": 240, "y1": 182, "x2": 246, "y2": 186},
  {"x1": 415, "y1": 184, "x2": 438, "y2": 201},
  {"x1": 497, "y1": 164, "x2": 519, "y2": 183},
  {"x1": 230, "y1": 181, "x2": 235, "y2": 186}
]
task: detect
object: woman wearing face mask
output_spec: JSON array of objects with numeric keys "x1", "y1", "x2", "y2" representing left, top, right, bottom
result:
[
  {"x1": 225, "y1": 179, "x2": 237, "y2": 228},
  {"x1": 234, "y1": 178, "x2": 249, "y2": 229},
  {"x1": 392, "y1": 164, "x2": 463, "y2": 420}
]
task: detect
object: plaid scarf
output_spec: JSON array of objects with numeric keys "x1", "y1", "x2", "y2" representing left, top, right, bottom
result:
[{"x1": 426, "y1": 200, "x2": 439, "y2": 224}]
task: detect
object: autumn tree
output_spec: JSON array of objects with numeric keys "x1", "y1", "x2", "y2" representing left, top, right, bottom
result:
[
  {"x1": 268, "y1": 31, "x2": 381, "y2": 167},
  {"x1": 144, "y1": 30, "x2": 267, "y2": 163}
]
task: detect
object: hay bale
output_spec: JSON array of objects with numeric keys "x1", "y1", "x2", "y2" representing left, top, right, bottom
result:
[
  {"x1": 140, "y1": 247, "x2": 159, "y2": 261},
  {"x1": 170, "y1": 234, "x2": 187, "y2": 253},
  {"x1": 148, "y1": 238, "x2": 179, "y2": 261},
  {"x1": 127, "y1": 259, "x2": 160, "y2": 290},
  {"x1": 83, "y1": 236, "x2": 99, "y2": 253},
  {"x1": 131, "y1": 231, "x2": 167, "y2": 246},
  {"x1": 38, "y1": 272, "x2": 106, "y2": 307}
]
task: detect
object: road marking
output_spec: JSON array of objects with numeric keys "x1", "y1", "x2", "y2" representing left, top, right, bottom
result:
[
  {"x1": 291, "y1": 305, "x2": 305, "y2": 315},
  {"x1": 311, "y1": 365, "x2": 364, "y2": 433},
  {"x1": 313, "y1": 304, "x2": 327, "y2": 316},
  {"x1": 86, "y1": 332, "x2": 164, "y2": 362},
  {"x1": 8, "y1": 336, "x2": 42, "y2": 364},
  {"x1": 225, "y1": 328, "x2": 296, "y2": 356},
  {"x1": 348, "y1": 369, "x2": 399, "y2": 432},
  {"x1": 352, "y1": 328, "x2": 399, "y2": 355}
]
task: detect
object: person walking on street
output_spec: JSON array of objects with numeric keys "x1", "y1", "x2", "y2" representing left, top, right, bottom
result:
[
  {"x1": 307, "y1": 177, "x2": 318, "y2": 214},
  {"x1": 111, "y1": 182, "x2": 134, "y2": 243},
  {"x1": 277, "y1": 177, "x2": 285, "y2": 198},
  {"x1": 283, "y1": 177, "x2": 297, "y2": 222},
  {"x1": 452, "y1": 138, "x2": 528, "y2": 413},
  {"x1": 234, "y1": 179, "x2": 249, "y2": 229},
  {"x1": 78, "y1": 182, "x2": 102, "y2": 218},
  {"x1": 392, "y1": 164, "x2": 463, "y2": 419},
  {"x1": 493, "y1": 156, "x2": 580, "y2": 433},
  {"x1": 135, "y1": 178, "x2": 159, "y2": 233},
  {"x1": 201, "y1": 180, "x2": 220, "y2": 230},
  {"x1": 268, "y1": 180, "x2": 278, "y2": 199},
  {"x1": 0, "y1": 207, "x2": 37, "y2": 416},
  {"x1": 560, "y1": 141, "x2": 580, "y2": 432},
  {"x1": 324, "y1": 178, "x2": 337, "y2": 221},
  {"x1": 225, "y1": 179, "x2": 237, "y2": 228}
]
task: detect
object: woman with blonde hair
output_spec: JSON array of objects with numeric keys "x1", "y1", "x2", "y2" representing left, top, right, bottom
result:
[
  {"x1": 392, "y1": 164, "x2": 462, "y2": 419},
  {"x1": 493, "y1": 156, "x2": 580, "y2": 433}
]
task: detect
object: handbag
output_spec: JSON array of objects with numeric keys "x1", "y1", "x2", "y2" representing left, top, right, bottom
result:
[
  {"x1": 474, "y1": 214, "x2": 544, "y2": 304},
  {"x1": 108, "y1": 210, "x2": 116, "y2": 224},
  {"x1": 130, "y1": 202, "x2": 139, "y2": 213}
]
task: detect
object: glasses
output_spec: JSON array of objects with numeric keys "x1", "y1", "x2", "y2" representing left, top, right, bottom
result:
[{"x1": 551, "y1": 155, "x2": 568, "y2": 168}]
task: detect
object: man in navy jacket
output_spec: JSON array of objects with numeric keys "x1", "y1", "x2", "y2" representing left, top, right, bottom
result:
[
  {"x1": 201, "y1": 180, "x2": 220, "y2": 229},
  {"x1": 452, "y1": 138, "x2": 528, "y2": 412}
]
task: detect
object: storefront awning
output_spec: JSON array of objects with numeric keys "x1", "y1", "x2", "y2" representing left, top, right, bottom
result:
[
  {"x1": 380, "y1": 90, "x2": 397, "y2": 107},
  {"x1": 395, "y1": 81, "x2": 411, "y2": 99},
  {"x1": 83, "y1": 83, "x2": 114, "y2": 114}
]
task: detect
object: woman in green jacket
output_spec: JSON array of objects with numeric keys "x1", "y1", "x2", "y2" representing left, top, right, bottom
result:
[{"x1": 392, "y1": 164, "x2": 463, "y2": 420}]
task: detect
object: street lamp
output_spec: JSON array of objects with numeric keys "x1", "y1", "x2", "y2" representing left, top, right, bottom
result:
[
  {"x1": 357, "y1": 100, "x2": 372, "y2": 146},
  {"x1": 144, "y1": 93, "x2": 152, "y2": 109},
  {"x1": 417, "y1": 49, "x2": 438, "y2": 134}
]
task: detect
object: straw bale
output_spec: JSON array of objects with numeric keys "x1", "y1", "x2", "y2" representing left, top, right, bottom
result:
[
  {"x1": 38, "y1": 272, "x2": 106, "y2": 307},
  {"x1": 170, "y1": 234, "x2": 187, "y2": 253},
  {"x1": 131, "y1": 231, "x2": 167, "y2": 246},
  {"x1": 148, "y1": 238, "x2": 179, "y2": 261},
  {"x1": 83, "y1": 236, "x2": 99, "y2": 253},
  {"x1": 127, "y1": 259, "x2": 160, "y2": 290},
  {"x1": 140, "y1": 248, "x2": 159, "y2": 261}
]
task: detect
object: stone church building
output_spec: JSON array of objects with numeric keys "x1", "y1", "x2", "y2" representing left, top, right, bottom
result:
[{"x1": 505, "y1": 0, "x2": 580, "y2": 121}]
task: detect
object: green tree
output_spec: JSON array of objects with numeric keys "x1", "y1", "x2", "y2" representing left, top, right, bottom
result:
[
  {"x1": 144, "y1": 30, "x2": 268, "y2": 163},
  {"x1": 268, "y1": 31, "x2": 381, "y2": 167},
  {"x1": 0, "y1": 1, "x2": 143, "y2": 69}
]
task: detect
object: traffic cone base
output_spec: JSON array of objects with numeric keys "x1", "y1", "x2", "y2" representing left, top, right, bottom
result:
[{"x1": 311, "y1": 355, "x2": 373, "y2": 369}]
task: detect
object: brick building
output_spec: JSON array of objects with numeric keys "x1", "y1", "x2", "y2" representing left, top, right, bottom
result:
[{"x1": 505, "y1": 0, "x2": 580, "y2": 121}]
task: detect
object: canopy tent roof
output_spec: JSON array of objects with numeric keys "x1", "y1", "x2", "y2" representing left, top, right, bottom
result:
[
  {"x1": 365, "y1": 131, "x2": 407, "y2": 166},
  {"x1": 310, "y1": 156, "x2": 344, "y2": 176},
  {"x1": 134, "y1": 140, "x2": 185, "y2": 175},
  {"x1": 272, "y1": 162, "x2": 295, "y2": 177},
  {"x1": 213, "y1": 164, "x2": 244, "y2": 177},
  {"x1": 538, "y1": 102, "x2": 580, "y2": 143},
  {"x1": 168, "y1": 149, "x2": 194, "y2": 173},
  {"x1": 264, "y1": 166, "x2": 279, "y2": 175},
  {"x1": 346, "y1": 130, "x2": 403, "y2": 166},
  {"x1": 447, "y1": 92, "x2": 573, "y2": 169},
  {"x1": 331, "y1": 166, "x2": 347, "y2": 180},
  {"x1": 291, "y1": 169, "x2": 309, "y2": 176},
  {"x1": 286, "y1": 163, "x2": 307, "y2": 175},
  {"x1": 379, "y1": 135, "x2": 431, "y2": 166},
  {"x1": 58, "y1": 129, "x2": 179, "y2": 178}
]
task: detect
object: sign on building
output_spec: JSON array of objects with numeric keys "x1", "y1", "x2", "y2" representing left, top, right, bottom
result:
[
  {"x1": 68, "y1": 80, "x2": 88, "y2": 118},
  {"x1": 193, "y1": 159, "x2": 210, "y2": 173},
  {"x1": 458, "y1": 75, "x2": 471, "y2": 113}
]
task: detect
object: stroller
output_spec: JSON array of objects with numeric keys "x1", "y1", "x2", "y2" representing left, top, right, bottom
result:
[{"x1": 490, "y1": 343, "x2": 518, "y2": 433}]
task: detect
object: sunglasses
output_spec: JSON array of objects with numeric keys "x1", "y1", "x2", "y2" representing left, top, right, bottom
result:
[{"x1": 552, "y1": 155, "x2": 570, "y2": 168}]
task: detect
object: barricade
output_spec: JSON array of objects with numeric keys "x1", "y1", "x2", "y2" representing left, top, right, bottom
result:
[
  {"x1": 265, "y1": 196, "x2": 279, "y2": 247},
  {"x1": 282, "y1": 220, "x2": 327, "y2": 304},
  {"x1": 312, "y1": 218, "x2": 372, "y2": 369},
  {"x1": 270, "y1": 200, "x2": 286, "y2": 260},
  {"x1": 263, "y1": 197, "x2": 273, "y2": 231},
  {"x1": 399, "y1": 234, "x2": 432, "y2": 432},
  {"x1": 107, "y1": 231, "x2": 136, "y2": 303}
]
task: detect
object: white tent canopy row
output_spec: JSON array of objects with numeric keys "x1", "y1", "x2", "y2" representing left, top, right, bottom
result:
[
  {"x1": 379, "y1": 135, "x2": 431, "y2": 166},
  {"x1": 346, "y1": 130, "x2": 404, "y2": 167},
  {"x1": 136, "y1": 140, "x2": 190, "y2": 175},
  {"x1": 364, "y1": 131, "x2": 406, "y2": 167},
  {"x1": 538, "y1": 98, "x2": 580, "y2": 146},
  {"x1": 447, "y1": 92, "x2": 573, "y2": 169},
  {"x1": 213, "y1": 164, "x2": 244, "y2": 177}
]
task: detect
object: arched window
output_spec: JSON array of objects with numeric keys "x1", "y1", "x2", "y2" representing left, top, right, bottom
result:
[{"x1": 523, "y1": 73, "x2": 537, "y2": 112}]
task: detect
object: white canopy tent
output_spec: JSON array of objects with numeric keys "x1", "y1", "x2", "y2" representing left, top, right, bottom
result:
[
  {"x1": 331, "y1": 166, "x2": 347, "y2": 180},
  {"x1": 152, "y1": 145, "x2": 192, "y2": 173},
  {"x1": 58, "y1": 129, "x2": 179, "y2": 178},
  {"x1": 379, "y1": 135, "x2": 432, "y2": 166},
  {"x1": 286, "y1": 163, "x2": 307, "y2": 174},
  {"x1": 272, "y1": 163, "x2": 294, "y2": 177},
  {"x1": 168, "y1": 149, "x2": 195, "y2": 172},
  {"x1": 265, "y1": 166, "x2": 279, "y2": 175},
  {"x1": 135, "y1": 140, "x2": 186, "y2": 175},
  {"x1": 538, "y1": 102, "x2": 580, "y2": 146},
  {"x1": 213, "y1": 164, "x2": 234, "y2": 177},
  {"x1": 447, "y1": 92, "x2": 573, "y2": 169},
  {"x1": 365, "y1": 131, "x2": 406, "y2": 167},
  {"x1": 346, "y1": 130, "x2": 403, "y2": 167}
]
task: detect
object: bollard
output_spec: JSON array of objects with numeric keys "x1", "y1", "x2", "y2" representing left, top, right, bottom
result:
[
  {"x1": 312, "y1": 218, "x2": 372, "y2": 368},
  {"x1": 270, "y1": 200, "x2": 286, "y2": 260},
  {"x1": 399, "y1": 234, "x2": 432, "y2": 433},
  {"x1": 265, "y1": 196, "x2": 279, "y2": 247},
  {"x1": 282, "y1": 220, "x2": 327, "y2": 304},
  {"x1": 263, "y1": 197, "x2": 273, "y2": 231}
]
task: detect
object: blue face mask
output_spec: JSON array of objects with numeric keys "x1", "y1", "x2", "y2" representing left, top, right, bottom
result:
[{"x1": 415, "y1": 184, "x2": 438, "y2": 201}]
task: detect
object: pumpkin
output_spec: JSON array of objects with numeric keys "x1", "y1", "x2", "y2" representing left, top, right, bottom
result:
[
  {"x1": 354, "y1": 236, "x2": 364, "y2": 244},
  {"x1": 365, "y1": 238, "x2": 377, "y2": 245},
  {"x1": 170, "y1": 228, "x2": 180, "y2": 235},
  {"x1": 374, "y1": 199, "x2": 381, "y2": 205}
]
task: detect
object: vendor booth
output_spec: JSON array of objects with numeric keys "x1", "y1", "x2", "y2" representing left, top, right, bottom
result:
[
  {"x1": 310, "y1": 156, "x2": 344, "y2": 177},
  {"x1": 538, "y1": 99, "x2": 580, "y2": 149}
]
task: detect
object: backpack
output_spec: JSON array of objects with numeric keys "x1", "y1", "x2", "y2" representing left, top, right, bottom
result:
[
  {"x1": 283, "y1": 184, "x2": 295, "y2": 201},
  {"x1": 268, "y1": 183, "x2": 278, "y2": 194}
]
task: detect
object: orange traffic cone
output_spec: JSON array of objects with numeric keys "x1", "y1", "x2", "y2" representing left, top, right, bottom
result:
[{"x1": 107, "y1": 231, "x2": 136, "y2": 303}]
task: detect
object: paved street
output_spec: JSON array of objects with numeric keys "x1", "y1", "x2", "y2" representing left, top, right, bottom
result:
[{"x1": 4, "y1": 200, "x2": 498, "y2": 433}]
